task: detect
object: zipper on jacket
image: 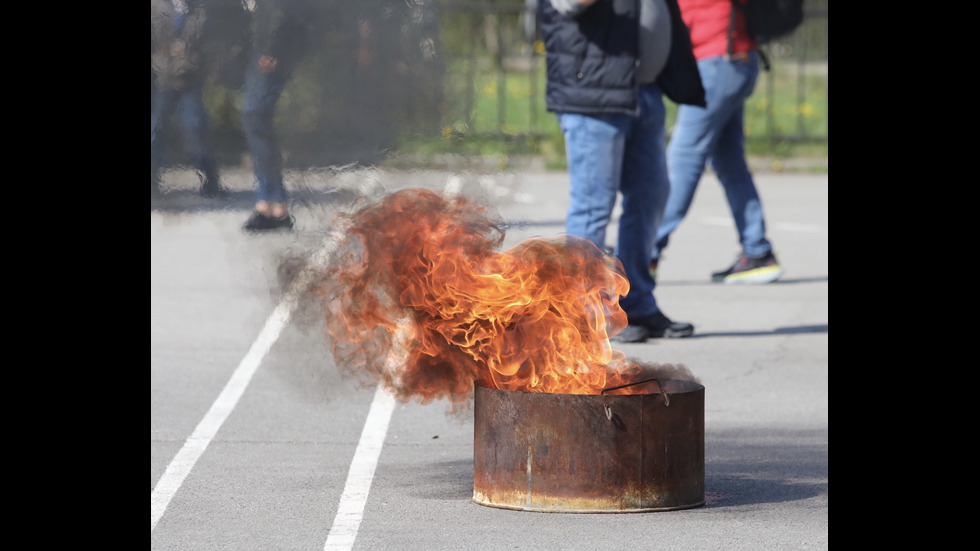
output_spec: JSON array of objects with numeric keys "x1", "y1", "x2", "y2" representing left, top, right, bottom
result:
[
  {"x1": 633, "y1": 1, "x2": 641, "y2": 116},
  {"x1": 574, "y1": 40, "x2": 588, "y2": 79}
]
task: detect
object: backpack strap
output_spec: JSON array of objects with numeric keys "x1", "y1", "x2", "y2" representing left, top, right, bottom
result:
[
  {"x1": 727, "y1": 1, "x2": 736, "y2": 57},
  {"x1": 729, "y1": 1, "x2": 771, "y2": 71}
]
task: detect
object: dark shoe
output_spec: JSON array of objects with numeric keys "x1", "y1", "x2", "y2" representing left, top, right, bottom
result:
[
  {"x1": 610, "y1": 311, "x2": 694, "y2": 343},
  {"x1": 243, "y1": 211, "x2": 294, "y2": 233},
  {"x1": 200, "y1": 178, "x2": 228, "y2": 198},
  {"x1": 711, "y1": 251, "x2": 783, "y2": 284}
]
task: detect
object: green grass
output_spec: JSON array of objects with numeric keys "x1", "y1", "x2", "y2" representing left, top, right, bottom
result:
[{"x1": 389, "y1": 58, "x2": 827, "y2": 171}]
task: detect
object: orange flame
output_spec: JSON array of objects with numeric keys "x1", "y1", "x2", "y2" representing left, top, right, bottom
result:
[{"x1": 311, "y1": 188, "x2": 658, "y2": 405}]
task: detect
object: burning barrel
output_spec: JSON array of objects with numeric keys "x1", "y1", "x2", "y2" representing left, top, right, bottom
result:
[
  {"x1": 473, "y1": 378, "x2": 705, "y2": 513},
  {"x1": 313, "y1": 188, "x2": 705, "y2": 511}
]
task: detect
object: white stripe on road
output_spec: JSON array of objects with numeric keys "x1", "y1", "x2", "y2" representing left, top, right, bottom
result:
[
  {"x1": 323, "y1": 387, "x2": 397, "y2": 551},
  {"x1": 151, "y1": 298, "x2": 294, "y2": 531},
  {"x1": 151, "y1": 234, "x2": 340, "y2": 532},
  {"x1": 700, "y1": 216, "x2": 825, "y2": 233},
  {"x1": 772, "y1": 221, "x2": 826, "y2": 233},
  {"x1": 155, "y1": 180, "x2": 459, "y2": 542},
  {"x1": 322, "y1": 177, "x2": 465, "y2": 548},
  {"x1": 322, "y1": 177, "x2": 465, "y2": 549}
]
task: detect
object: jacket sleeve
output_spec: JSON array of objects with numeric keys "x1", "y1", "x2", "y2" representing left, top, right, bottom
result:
[{"x1": 656, "y1": 0, "x2": 707, "y2": 107}]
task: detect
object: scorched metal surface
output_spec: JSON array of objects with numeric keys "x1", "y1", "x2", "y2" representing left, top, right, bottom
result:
[{"x1": 472, "y1": 379, "x2": 705, "y2": 513}]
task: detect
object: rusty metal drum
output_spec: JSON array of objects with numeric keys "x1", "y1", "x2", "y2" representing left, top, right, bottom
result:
[{"x1": 472, "y1": 379, "x2": 705, "y2": 513}]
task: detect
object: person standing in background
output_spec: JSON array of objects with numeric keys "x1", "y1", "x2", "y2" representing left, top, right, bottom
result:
[
  {"x1": 651, "y1": 0, "x2": 783, "y2": 284},
  {"x1": 239, "y1": 0, "x2": 312, "y2": 233},
  {"x1": 151, "y1": 0, "x2": 226, "y2": 198},
  {"x1": 539, "y1": 0, "x2": 706, "y2": 343}
]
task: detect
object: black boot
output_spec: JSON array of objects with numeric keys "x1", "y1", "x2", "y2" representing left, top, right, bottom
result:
[{"x1": 200, "y1": 173, "x2": 228, "y2": 198}]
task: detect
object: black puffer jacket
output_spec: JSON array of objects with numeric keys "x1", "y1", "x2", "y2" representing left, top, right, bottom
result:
[{"x1": 539, "y1": 0, "x2": 706, "y2": 115}]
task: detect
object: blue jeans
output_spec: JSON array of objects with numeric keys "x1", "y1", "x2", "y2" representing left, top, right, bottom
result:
[
  {"x1": 654, "y1": 52, "x2": 772, "y2": 260},
  {"x1": 241, "y1": 55, "x2": 292, "y2": 204},
  {"x1": 558, "y1": 84, "x2": 670, "y2": 319},
  {"x1": 150, "y1": 81, "x2": 219, "y2": 183}
]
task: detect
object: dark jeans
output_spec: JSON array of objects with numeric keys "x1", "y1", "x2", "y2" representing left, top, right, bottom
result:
[
  {"x1": 557, "y1": 84, "x2": 669, "y2": 319},
  {"x1": 241, "y1": 56, "x2": 292, "y2": 204},
  {"x1": 150, "y1": 82, "x2": 219, "y2": 184}
]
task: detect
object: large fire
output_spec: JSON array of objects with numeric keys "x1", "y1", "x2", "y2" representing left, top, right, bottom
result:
[{"x1": 310, "y1": 188, "x2": 679, "y2": 406}]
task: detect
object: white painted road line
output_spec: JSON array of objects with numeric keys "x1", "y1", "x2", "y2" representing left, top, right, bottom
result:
[
  {"x1": 700, "y1": 215, "x2": 826, "y2": 234},
  {"x1": 151, "y1": 235, "x2": 340, "y2": 532},
  {"x1": 151, "y1": 298, "x2": 294, "y2": 531},
  {"x1": 323, "y1": 387, "x2": 397, "y2": 551}
]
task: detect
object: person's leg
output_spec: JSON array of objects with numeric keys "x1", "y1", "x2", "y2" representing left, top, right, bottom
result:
[
  {"x1": 610, "y1": 84, "x2": 694, "y2": 340},
  {"x1": 709, "y1": 52, "x2": 772, "y2": 259},
  {"x1": 150, "y1": 87, "x2": 179, "y2": 192},
  {"x1": 618, "y1": 84, "x2": 669, "y2": 319},
  {"x1": 177, "y1": 83, "x2": 223, "y2": 196},
  {"x1": 558, "y1": 112, "x2": 624, "y2": 250},
  {"x1": 654, "y1": 58, "x2": 721, "y2": 261},
  {"x1": 242, "y1": 62, "x2": 290, "y2": 217}
]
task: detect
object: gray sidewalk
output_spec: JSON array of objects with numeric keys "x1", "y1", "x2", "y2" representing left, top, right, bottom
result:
[{"x1": 151, "y1": 165, "x2": 828, "y2": 550}]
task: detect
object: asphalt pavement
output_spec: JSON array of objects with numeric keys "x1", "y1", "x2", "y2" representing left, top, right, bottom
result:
[{"x1": 151, "y1": 163, "x2": 828, "y2": 550}]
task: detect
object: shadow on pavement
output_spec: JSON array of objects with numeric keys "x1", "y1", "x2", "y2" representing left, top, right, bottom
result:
[
  {"x1": 150, "y1": 187, "x2": 362, "y2": 215},
  {"x1": 388, "y1": 426, "x2": 827, "y2": 510},
  {"x1": 658, "y1": 275, "x2": 828, "y2": 286},
  {"x1": 689, "y1": 324, "x2": 828, "y2": 339},
  {"x1": 704, "y1": 426, "x2": 828, "y2": 508}
]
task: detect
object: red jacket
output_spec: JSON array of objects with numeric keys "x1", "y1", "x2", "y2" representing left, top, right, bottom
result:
[{"x1": 678, "y1": 0, "x2": 757, "y2": 60}]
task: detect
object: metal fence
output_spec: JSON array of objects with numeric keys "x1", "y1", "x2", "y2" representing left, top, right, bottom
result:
[
  {"x1": 434, "y1": 0, "x2": 828, "y2": 144},
  {"x1": 164, "y1": 1, "x2": 827, "y2": 170}
]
